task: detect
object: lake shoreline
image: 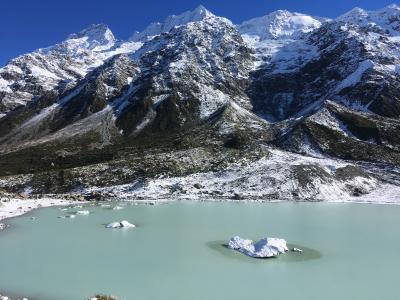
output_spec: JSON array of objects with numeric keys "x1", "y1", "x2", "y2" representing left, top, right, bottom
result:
[
  {"x1": 1, "y1": 193, "x2": 400, "y2": 224},
  {"x1": 0, "y1": 198, "x2": 74, "y2": 222}
]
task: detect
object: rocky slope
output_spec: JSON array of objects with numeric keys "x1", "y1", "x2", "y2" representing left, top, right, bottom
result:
[{"x1": 0, "y1": 5, "x2": 399, "y2": 202}]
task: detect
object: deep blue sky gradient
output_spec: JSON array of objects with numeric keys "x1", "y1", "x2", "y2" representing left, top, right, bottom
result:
[{"x1": 0, "y1": 0, "x2": 398, "y2": 66}]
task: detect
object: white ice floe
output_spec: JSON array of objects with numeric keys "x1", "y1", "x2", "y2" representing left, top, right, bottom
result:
[
  {"x1": 112, "y1": 206, "x2": 124, "y2": 210},
  {"x1": 292, "y1": 248, "x2": 303, "y2": 253},
  {"x1": 76, "y1": 210, "x2": 90, "y2": 215},
  {"x1": 120, "y1": 220, "x2": 135, "y2": 228},
  {"x1": 58, "y1": 214, "x2": 76, "y2": 219},
  {"x1": 106, "y1": 220, "x2": 135, "y2": 229},
  {"x1": 228, "y1": 236, "x2": 288, "y2": 258}
]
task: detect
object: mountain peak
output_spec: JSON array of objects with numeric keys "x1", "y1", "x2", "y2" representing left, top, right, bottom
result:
[
  {"x1": 238, "y1": 10, "x2": 325, "y2": 40},
  {"x1": 192, "y1": 4, "x2": 212, "y2": 17},
  {"x1": 130, "y1": 5, "x2": 217, "y2": 42},
  {"x1": 337, "y1": 4, "x2": 400, "y2": 35},
  {"x1": 67, "y1": 24, "x2": 116, "y2": 51},
  {"x1": 337, "y1": 7, "x2": 368, "y2": 21},
  {"x1": 383, "y1": 3, "x2": 400, "y2": 10}
]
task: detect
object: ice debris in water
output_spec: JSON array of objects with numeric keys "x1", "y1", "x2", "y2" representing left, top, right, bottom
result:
[
  {"x1": 112, "y1": 206, "x2": 124, "y2": 210},
  {"x1": 58, "y1": 214, "x2": 76, "y2": 219},
  {"x1": 0, "y1": 223, "x2": 7, "y2": 231},
  {"x1": 106, "y1": 220, "x2": 136, "y2": 229},
  {"x1": 76, "y1": 210, "x2": 90, "y2": 215},
  {"x1": 228, "y1": 236, "x2": 288, "y2": 258}
]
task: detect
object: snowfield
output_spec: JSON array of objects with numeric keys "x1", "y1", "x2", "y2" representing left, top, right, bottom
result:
[{"x1": 79, "y1": 148, "x2": 399, "y2": 204}]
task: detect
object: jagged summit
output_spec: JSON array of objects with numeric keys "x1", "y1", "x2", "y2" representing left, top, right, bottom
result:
[
  {"x1": 129, "y1": 5, "x2": 222, "y2": 42},
  {"x1": 66, "y1": 24, "x2": 116, "y2": 51},
  {"x1": 190, "y1": 4, "x2": 213, "y2": 18},
  {"x1": 238, "y1": 9, "x2": 325, "y2": 40},
  {"x1": 37, "y1": 23, "x2": 117, "y2": 55},
  {"x1": 337, "y1": 4, "x2": 400, "y2": 35}
]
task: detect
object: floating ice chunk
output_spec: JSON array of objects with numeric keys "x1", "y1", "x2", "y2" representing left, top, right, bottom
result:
[
  {"x1": 292, "y1": 247, "x2": 303, "y2": 253},
  {"x1": 58, "y1": 214, "x2": 76, "y2": 219},
  {"x1": 106, "y1": 222, "x2": 121, "y2": 228},
  {"x1": 112, "y1": 206, "x2": 124, "y2": 210},
  {"x1": 120, "y1": 220, "x2": 136, "y2": 228},
  {"x1": 106, "y1": 220, "x2": 136, "y2": 229},
  {"x1": 77, "y1": 210, "x2": 90, "y2": 215},
  {"x1": 228, "y1": 236, "x2": 288, "y2": 258}
]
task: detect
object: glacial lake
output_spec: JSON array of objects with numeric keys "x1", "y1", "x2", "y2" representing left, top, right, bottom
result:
[{"x1": 0, "y1": 201, "x2": 399, "y2": 300}]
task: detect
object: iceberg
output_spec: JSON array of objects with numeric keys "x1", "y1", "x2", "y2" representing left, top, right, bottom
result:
[
  {"x1": 228, "y1": 236, "x2": 288, "y2": 258},
  {"x1": 106, "y1": 220, "x2": 136, "y2": 229},
  {"x1": 120, "y1": 220, "x2": 135, "y2": 228}
]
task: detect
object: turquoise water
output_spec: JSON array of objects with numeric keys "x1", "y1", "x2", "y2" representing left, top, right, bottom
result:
[{"x1": 0, "y1": 202, "x2": 399, "y2": 300}]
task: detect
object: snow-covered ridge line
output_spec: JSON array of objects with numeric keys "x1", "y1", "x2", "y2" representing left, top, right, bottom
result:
[
  {"x1": 129, "y1": 5, "x2": 229, "y2": 42},
  {"x1": 2, "y1": 3, "x2": 397, "y2": 114},
  {"x1": 336, "y1": 4, "x2": 400, "y2": 35},
  {"x1": 238, "y1": 9, "x2": 327, "y2": 40}
]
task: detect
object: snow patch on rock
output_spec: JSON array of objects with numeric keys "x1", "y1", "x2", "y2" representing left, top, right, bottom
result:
[{"x1": 335, "y1": 60, "x2": 374, "y2": 92}]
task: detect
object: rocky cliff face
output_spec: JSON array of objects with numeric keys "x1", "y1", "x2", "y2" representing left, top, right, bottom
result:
[
  {"x1": 248, "y1": 5, "x2": 400, "y2": 165},
  {"x1": 0, "y1": 5, "x2": 399, "y2": 202}
]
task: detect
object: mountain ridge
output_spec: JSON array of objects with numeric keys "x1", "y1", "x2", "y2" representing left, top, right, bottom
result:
[{"x1": 0, "y1": 4, "x2": 399, "y2": 202}]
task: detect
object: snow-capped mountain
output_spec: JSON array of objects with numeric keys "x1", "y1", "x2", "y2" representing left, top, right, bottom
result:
[
  {"x1": 0, "y1": 4, "x2": 399, "y2": 202},
  {"x1": 237, "y1": 10, "x2": 327, "y2": 66},
  {"x1": 247, "y1": 4, "x2": 400, "y2": 166},
  {"x1": 130, "y1": 5, "x2": 221, "y2": 41},
  {"x1": 238, "y1": 10, "x2": 326, "y2": 40},
  {"x1": 0, "y1": 24, "x2": 142, "y2": 117},
  {"x1": 337, "y1": 4, "x2": 400, "y2": 35}
]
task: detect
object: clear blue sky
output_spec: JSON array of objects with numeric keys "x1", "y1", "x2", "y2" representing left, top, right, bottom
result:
[{"x1": 0, "y1": 0, "x2": 397, "y2": 66}]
